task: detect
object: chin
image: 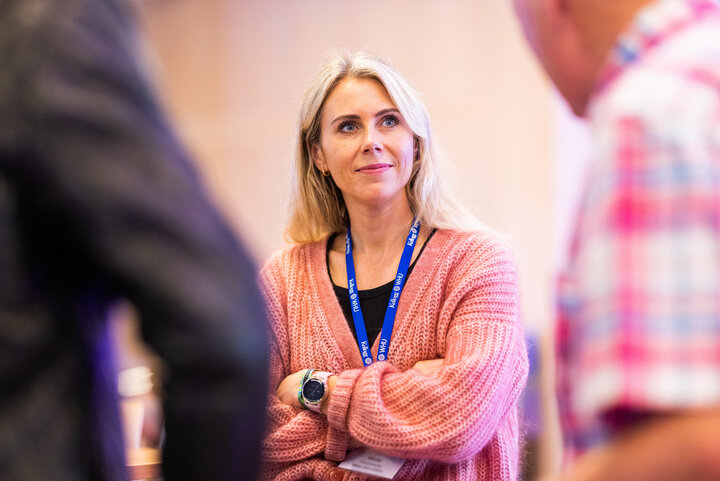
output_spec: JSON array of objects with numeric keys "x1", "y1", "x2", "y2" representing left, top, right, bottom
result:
[
  {"x1": 356, "y1": 186, "x2": 406, "y2": 206},
  {"x1": 568, "y1": 92, "x2": 591, "y2": 118},
  {"x1": 550, "y1": 53, "x2": 595, "y2": 118}
]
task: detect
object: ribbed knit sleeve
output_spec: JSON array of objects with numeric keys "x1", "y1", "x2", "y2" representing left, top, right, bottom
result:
[
  {"x1": 326, "y1": 237, "x2": 528, "y2": 464},
  {"x1": 258, "y1": 250, "x2": 349, "y2": 475}
]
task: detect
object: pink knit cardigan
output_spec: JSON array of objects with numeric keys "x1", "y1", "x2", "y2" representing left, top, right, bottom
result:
[{"x1": 258, "y1": 229, "x2": 528, "y2": 481}]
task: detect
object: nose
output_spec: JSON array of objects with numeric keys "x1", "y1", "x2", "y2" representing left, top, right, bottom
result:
[{"x1": 362, "y1": 128, "x2": 383, "y2": 155}]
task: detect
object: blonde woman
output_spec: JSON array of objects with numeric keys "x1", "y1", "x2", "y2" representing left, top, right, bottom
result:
[{"x1": 260, "y1": 51, "x2": 528, "y2": 481}]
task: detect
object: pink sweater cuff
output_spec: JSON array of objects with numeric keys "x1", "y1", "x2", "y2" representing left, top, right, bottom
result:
[
  {"x1": 324, "y1": 426, "x2": 348, "y2": 461},
  {"x1": 327, "y1": 368, "x2": 363, "y2": 432}
]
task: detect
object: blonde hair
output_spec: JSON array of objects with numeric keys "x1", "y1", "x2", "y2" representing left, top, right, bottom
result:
[{"x1": 285, "y1": 50, "x2": 485, "y2": 244}]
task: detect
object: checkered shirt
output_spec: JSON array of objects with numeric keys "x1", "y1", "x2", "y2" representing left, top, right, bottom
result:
[{"x1": 556, "y1": 0, "x2": 720, "y2": 460}]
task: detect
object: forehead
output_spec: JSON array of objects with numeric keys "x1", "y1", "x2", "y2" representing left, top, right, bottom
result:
[{"x1": 322, "y1": 77, "x2": 396, "y2": 119}]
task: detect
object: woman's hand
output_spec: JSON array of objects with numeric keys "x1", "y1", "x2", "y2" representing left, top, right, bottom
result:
[
  {"x1": 412, "y1": 358, "x2": 444, "y2": 376},
  {"x1": 276, "y1": 369, "x2": 306, "y2": 408}
]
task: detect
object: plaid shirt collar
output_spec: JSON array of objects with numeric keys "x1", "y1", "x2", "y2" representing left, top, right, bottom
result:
[{"x1": 592, "y1": 0, "x2": 720, "y2": 99}]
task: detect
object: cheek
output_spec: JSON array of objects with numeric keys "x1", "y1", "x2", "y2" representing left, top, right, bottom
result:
[{"x1": 322, "y1": 137, "x2": 359, "y2": 164}]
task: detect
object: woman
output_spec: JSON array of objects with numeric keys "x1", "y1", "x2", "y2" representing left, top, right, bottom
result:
[{"x1": 259, "y1": 51, "x2": 528, "y2": 481}]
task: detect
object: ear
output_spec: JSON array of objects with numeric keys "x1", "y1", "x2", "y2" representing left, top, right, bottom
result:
[
  {"x1": 558, "y1": 0, "x2": 574, "y2": 15},
  {"x1": 310, "y1": 144, "x2": 326, "y2": 172},
  {"x1": 413, "y1": 137, "x2": 420, "y2": 161},
  {"x1": 549, "y1": 0, "x2": 576, "y2": 27}
]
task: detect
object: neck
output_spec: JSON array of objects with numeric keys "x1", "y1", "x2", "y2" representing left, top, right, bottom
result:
[{"x1": 345, "y1": 197, "x2": 415, "y2": 257}]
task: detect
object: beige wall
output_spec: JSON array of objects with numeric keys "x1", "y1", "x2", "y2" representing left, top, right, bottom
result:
[{"x1": 134, "y1": 0, "x2": 553, "y2": 334}]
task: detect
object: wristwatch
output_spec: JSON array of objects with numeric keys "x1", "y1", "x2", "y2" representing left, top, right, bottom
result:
[{"x1": 301, "y1": 371, "x2": 332, "y2": 413}]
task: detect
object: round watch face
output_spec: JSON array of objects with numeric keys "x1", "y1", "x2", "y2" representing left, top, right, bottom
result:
[{"x1": 302, "y1": 378, "x2": 326, "y2": 403}]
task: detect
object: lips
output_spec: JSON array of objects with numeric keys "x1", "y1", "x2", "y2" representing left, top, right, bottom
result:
[{"x1": 357, "y1": 163, "x2": 393, "y2": 174}]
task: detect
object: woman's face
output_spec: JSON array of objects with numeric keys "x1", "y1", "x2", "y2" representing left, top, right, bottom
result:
[{"x1": 313, "y1": 77, "x2": 417, "y2": 210}]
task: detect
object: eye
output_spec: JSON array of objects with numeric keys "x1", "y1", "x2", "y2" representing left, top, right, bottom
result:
[
  {"x1": 380, "y1": 115, "x2": 400, "y2": 128},
  {"x1": 338, "y1": 121, "x2": 357, "y2": 133}
]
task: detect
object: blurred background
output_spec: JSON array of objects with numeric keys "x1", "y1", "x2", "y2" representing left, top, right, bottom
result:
[{"x1": 119, "y1": 1, "x2": 593, "y2": 479}]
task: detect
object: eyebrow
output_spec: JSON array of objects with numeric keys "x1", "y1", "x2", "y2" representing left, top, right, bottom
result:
[{"x1": 331, "y1": 108, "x2": 401, "y2": 125}]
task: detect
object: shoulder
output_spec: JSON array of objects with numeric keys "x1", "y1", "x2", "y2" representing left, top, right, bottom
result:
[
  {"x1": 9, "y1": 0, "x2": 138, "y2": 73},
  {"x1": 587, "y1": 34, "x2": 720, "y2": 195},
  {"x1": 428, "y1": 228, "x2": 517, "y2": 281},
  {"x1": 434, "y1": 228, "x2": 514, "y2": 261},
  {"x1": 259, "y1": 239, "x2": 326, "y2": 287},
  {"x1": 593, "y1": 27, "x2": 720, "y2": 133}
]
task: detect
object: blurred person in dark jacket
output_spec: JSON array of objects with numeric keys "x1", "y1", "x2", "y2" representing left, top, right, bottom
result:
[{"x1": 0, "y1": 0, "x2": 268, "y2": 480}]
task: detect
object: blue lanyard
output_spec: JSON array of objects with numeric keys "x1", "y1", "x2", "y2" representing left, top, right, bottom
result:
[{"x1": 345, "y1": 218, "x2": 420, "y2": 366}]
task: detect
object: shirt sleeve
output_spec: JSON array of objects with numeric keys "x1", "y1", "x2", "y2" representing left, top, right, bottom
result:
[
  {"x1": 325, "y1": 240, "x2": 528, "y2": 463},
  {"x1": 15, "y1": 2, "x2": 269, "y2": 479}
]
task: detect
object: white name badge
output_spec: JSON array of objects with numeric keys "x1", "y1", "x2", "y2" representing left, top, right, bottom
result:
[{"x1": 338, "y1": 448, "x2": 406, "y2": 479}]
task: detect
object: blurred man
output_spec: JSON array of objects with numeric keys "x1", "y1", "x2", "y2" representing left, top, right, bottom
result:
[
  {"x1": 513, "y1": 0, "x2": 720, "y2": 480},
  {"x1": 0, "y1": 0, "x2": 268, "y2": 480}
]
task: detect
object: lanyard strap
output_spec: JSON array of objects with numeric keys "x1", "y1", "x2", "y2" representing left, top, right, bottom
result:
[{"x1": 345, "y1": 218, "x2": 421, "y2": 366}]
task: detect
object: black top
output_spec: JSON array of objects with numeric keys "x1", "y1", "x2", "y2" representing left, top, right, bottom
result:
[
  {"x1": 328, "y1": 229, "x2": 436, "y2": 345},
  {"x1": 0, "y1": 1, "x2": 268, "y2": 479}
]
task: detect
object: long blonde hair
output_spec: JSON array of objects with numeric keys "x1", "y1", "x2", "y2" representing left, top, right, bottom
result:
[{"x1": 285, "y1": 50, "x2": 484, "y2": 244}]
